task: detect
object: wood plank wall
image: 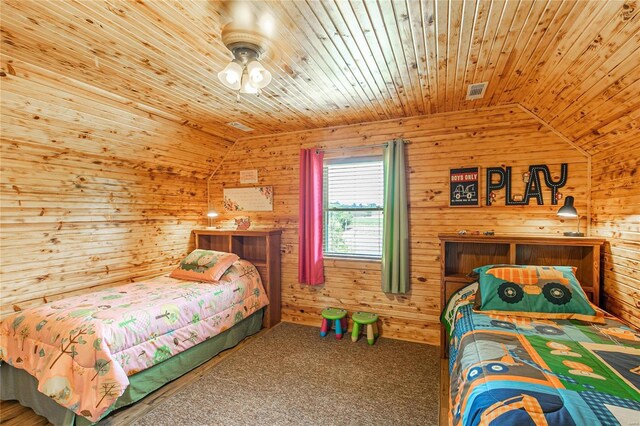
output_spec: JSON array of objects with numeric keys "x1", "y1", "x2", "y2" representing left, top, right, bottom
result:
[
  {"x1": 591, "y1": 140, "x2": 640, "y2": 327},
  {"x1": 209, "y1": 105, "x2": 589, "y2": 344},
  {"x1": 0, "y1": 57, "x2": 232, "y2": 317}
]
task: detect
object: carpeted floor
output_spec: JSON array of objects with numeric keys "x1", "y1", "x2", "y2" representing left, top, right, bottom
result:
[{"x1": 133, "y1": 322, "x2": 440, "y2": 426}]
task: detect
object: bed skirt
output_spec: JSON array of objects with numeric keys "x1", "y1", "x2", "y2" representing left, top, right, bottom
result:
[{"x1": 1, "y1": 308, "x2": 264, "y2": 426}]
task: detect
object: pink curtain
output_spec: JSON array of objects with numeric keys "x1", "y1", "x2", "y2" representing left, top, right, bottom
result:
[{"x1": 298, "y1": 149, "x2": 325, "y2": 285}]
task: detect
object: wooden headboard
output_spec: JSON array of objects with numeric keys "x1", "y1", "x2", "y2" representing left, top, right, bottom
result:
[
  {"x1": 193, "y1": 229, "x2": 282, "y2": 329},
  {"x1": 438, "y1": 234, "x2": 605, "y2": 358}
]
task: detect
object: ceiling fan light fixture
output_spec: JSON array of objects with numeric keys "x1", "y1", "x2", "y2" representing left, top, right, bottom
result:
[
  {"x1": 246, "y1": 60, "x2": 271, "y2": 88},
  {"x1": 217, "y1": 61, "x2": 243, "y2": 90},
  {"x1": 218, "y1": 22, "x2": 275, "y2": 96},
  {"x1": 239, "y1": 72, "x2": 259, "y2": 94}
]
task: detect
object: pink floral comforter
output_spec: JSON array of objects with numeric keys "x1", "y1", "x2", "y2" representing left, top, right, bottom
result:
[{"x1": 0, "y1": 260, "x2": 268, "y2": 422}]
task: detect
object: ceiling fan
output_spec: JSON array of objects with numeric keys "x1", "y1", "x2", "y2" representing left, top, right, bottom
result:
[{"x1": 217, "y1": 2, "x2": 276, "y2": 98}]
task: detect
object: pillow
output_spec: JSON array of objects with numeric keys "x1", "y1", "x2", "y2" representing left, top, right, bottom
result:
[
  {"x1": 170, "y1": 249, "x2": 239, "y2": 282},
  {"x1": 472, "y1": 264, "x2": 604, "y2": 323}
]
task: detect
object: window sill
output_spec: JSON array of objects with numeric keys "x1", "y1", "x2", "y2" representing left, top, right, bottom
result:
[{"x1": 324, "y1": 255, "x2": 382, "y2": 263}]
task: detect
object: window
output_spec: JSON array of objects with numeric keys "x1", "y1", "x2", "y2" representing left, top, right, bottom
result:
[{"x1": 323, "y1": 156, "x2": 384, "y2": 258}]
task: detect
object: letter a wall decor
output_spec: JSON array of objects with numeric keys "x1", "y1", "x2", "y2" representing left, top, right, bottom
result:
[{"x1": 486, "y1": 163, "x2": 568, "y2": 206}]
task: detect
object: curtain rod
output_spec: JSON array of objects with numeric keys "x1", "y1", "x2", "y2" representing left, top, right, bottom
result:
[{"x1": 316, "y1": 139, "x2": 409, "y2": 154}]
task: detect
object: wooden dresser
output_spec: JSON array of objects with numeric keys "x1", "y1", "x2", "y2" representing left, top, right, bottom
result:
[
  {"x1": 438, "y1": 234, "x2": 605, "y2": 356},
  {"x1": 193, "y1": 229, "x2": 282, "y2": 328}
]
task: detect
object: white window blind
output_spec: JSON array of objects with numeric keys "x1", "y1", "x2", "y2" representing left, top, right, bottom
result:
[{"x1": 323, "y1": 156, "x2": 384, "y2": 258}]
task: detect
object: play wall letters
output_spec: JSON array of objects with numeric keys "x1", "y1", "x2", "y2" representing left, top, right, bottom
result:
[{"x1": 486, "y1": 164, "x2": 568, "y2": 206}]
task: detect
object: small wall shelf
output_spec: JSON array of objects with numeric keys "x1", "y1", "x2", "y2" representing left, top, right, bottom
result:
[{"x1": 193, "y1": 229, "x2": 282, "y2": 328}]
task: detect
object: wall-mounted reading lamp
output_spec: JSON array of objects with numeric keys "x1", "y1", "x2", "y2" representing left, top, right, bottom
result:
[
  {"x1": 557, "y1": 196, "x2": 584, "y2": 237},
  {"x1": 206, "y1": 161, "x2": 225, "y2": 228}
]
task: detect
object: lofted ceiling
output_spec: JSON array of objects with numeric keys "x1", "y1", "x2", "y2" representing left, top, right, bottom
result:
[{"x1": 1, "y1": 0, "x2": 639, "y2": 153}]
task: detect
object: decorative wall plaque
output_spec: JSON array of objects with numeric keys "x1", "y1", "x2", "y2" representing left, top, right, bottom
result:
[
  {"x1": 239, "y1": 170, "x2": 258, "y2": 184},
  {"x1": 223, "y1": 186, "x2": 273, "y2": 211},
  {"x1": 449, "y1": 167, "x2": 480, "y2": 207}
]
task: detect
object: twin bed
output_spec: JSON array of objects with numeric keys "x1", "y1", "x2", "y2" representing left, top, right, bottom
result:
[
  {"x1": 443, "y1": 283, "x2": 639, "y2": 425},
  {"x1": 440, "y1": 235, "x2": 639, "y2": 426},
  {"x1": 1, "y1": 244, "x2": 276, "y2": 425}
]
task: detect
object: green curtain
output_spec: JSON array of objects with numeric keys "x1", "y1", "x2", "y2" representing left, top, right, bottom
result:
[{"x1": 382, "y1": 138, "x2": 409, "y2": 293}]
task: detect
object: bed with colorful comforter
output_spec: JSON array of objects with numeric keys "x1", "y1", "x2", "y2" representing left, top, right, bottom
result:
[
  {"x1": 0, "y1": 259, "x2": 268, "y2": 424},
  {"x1": 443, "y1": 283, "x2": 640, "y2": 426}
]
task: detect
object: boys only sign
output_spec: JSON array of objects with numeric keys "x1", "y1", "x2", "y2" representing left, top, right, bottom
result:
[{"x1": 450, "y1": 167, "x2": 480, "y2": 207}]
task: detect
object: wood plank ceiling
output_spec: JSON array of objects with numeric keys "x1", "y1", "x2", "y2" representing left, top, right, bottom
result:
[{"x1": 1, "y1": 0, "x2": 639, "y2": 152}]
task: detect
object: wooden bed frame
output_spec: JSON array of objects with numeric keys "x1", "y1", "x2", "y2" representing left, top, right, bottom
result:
[
  {"x1": 439, "y1": 234, "x2": 605, "y2": 358},
  {"x1": 193, "y1": 229, "x2": 282, "y2": 329},
  {"x1": 437, "y1": 234, "x2": 605, "y2": 425}
]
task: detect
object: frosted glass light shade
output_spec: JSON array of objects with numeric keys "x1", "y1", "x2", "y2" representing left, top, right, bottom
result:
[
  {"x1": 239, "y1": 73, "x2": 259, "y2": 94},
  {"x1": 206, "y1": 210, "x2": 219, "y2": 218},
  {"x1": 246, "y1": 60, "x2": 272, "y2": 89},
  {"x1": 217, "y1": 61, "x2": 243, "y2": 90}
]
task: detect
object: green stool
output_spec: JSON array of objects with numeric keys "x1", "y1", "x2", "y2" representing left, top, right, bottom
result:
[
  {"x1": 320, "y1": 307, "x2": 348, "y2": 339},
  {"x1": 351, "y1": 312, "x2": 379, "y2": 345}
]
